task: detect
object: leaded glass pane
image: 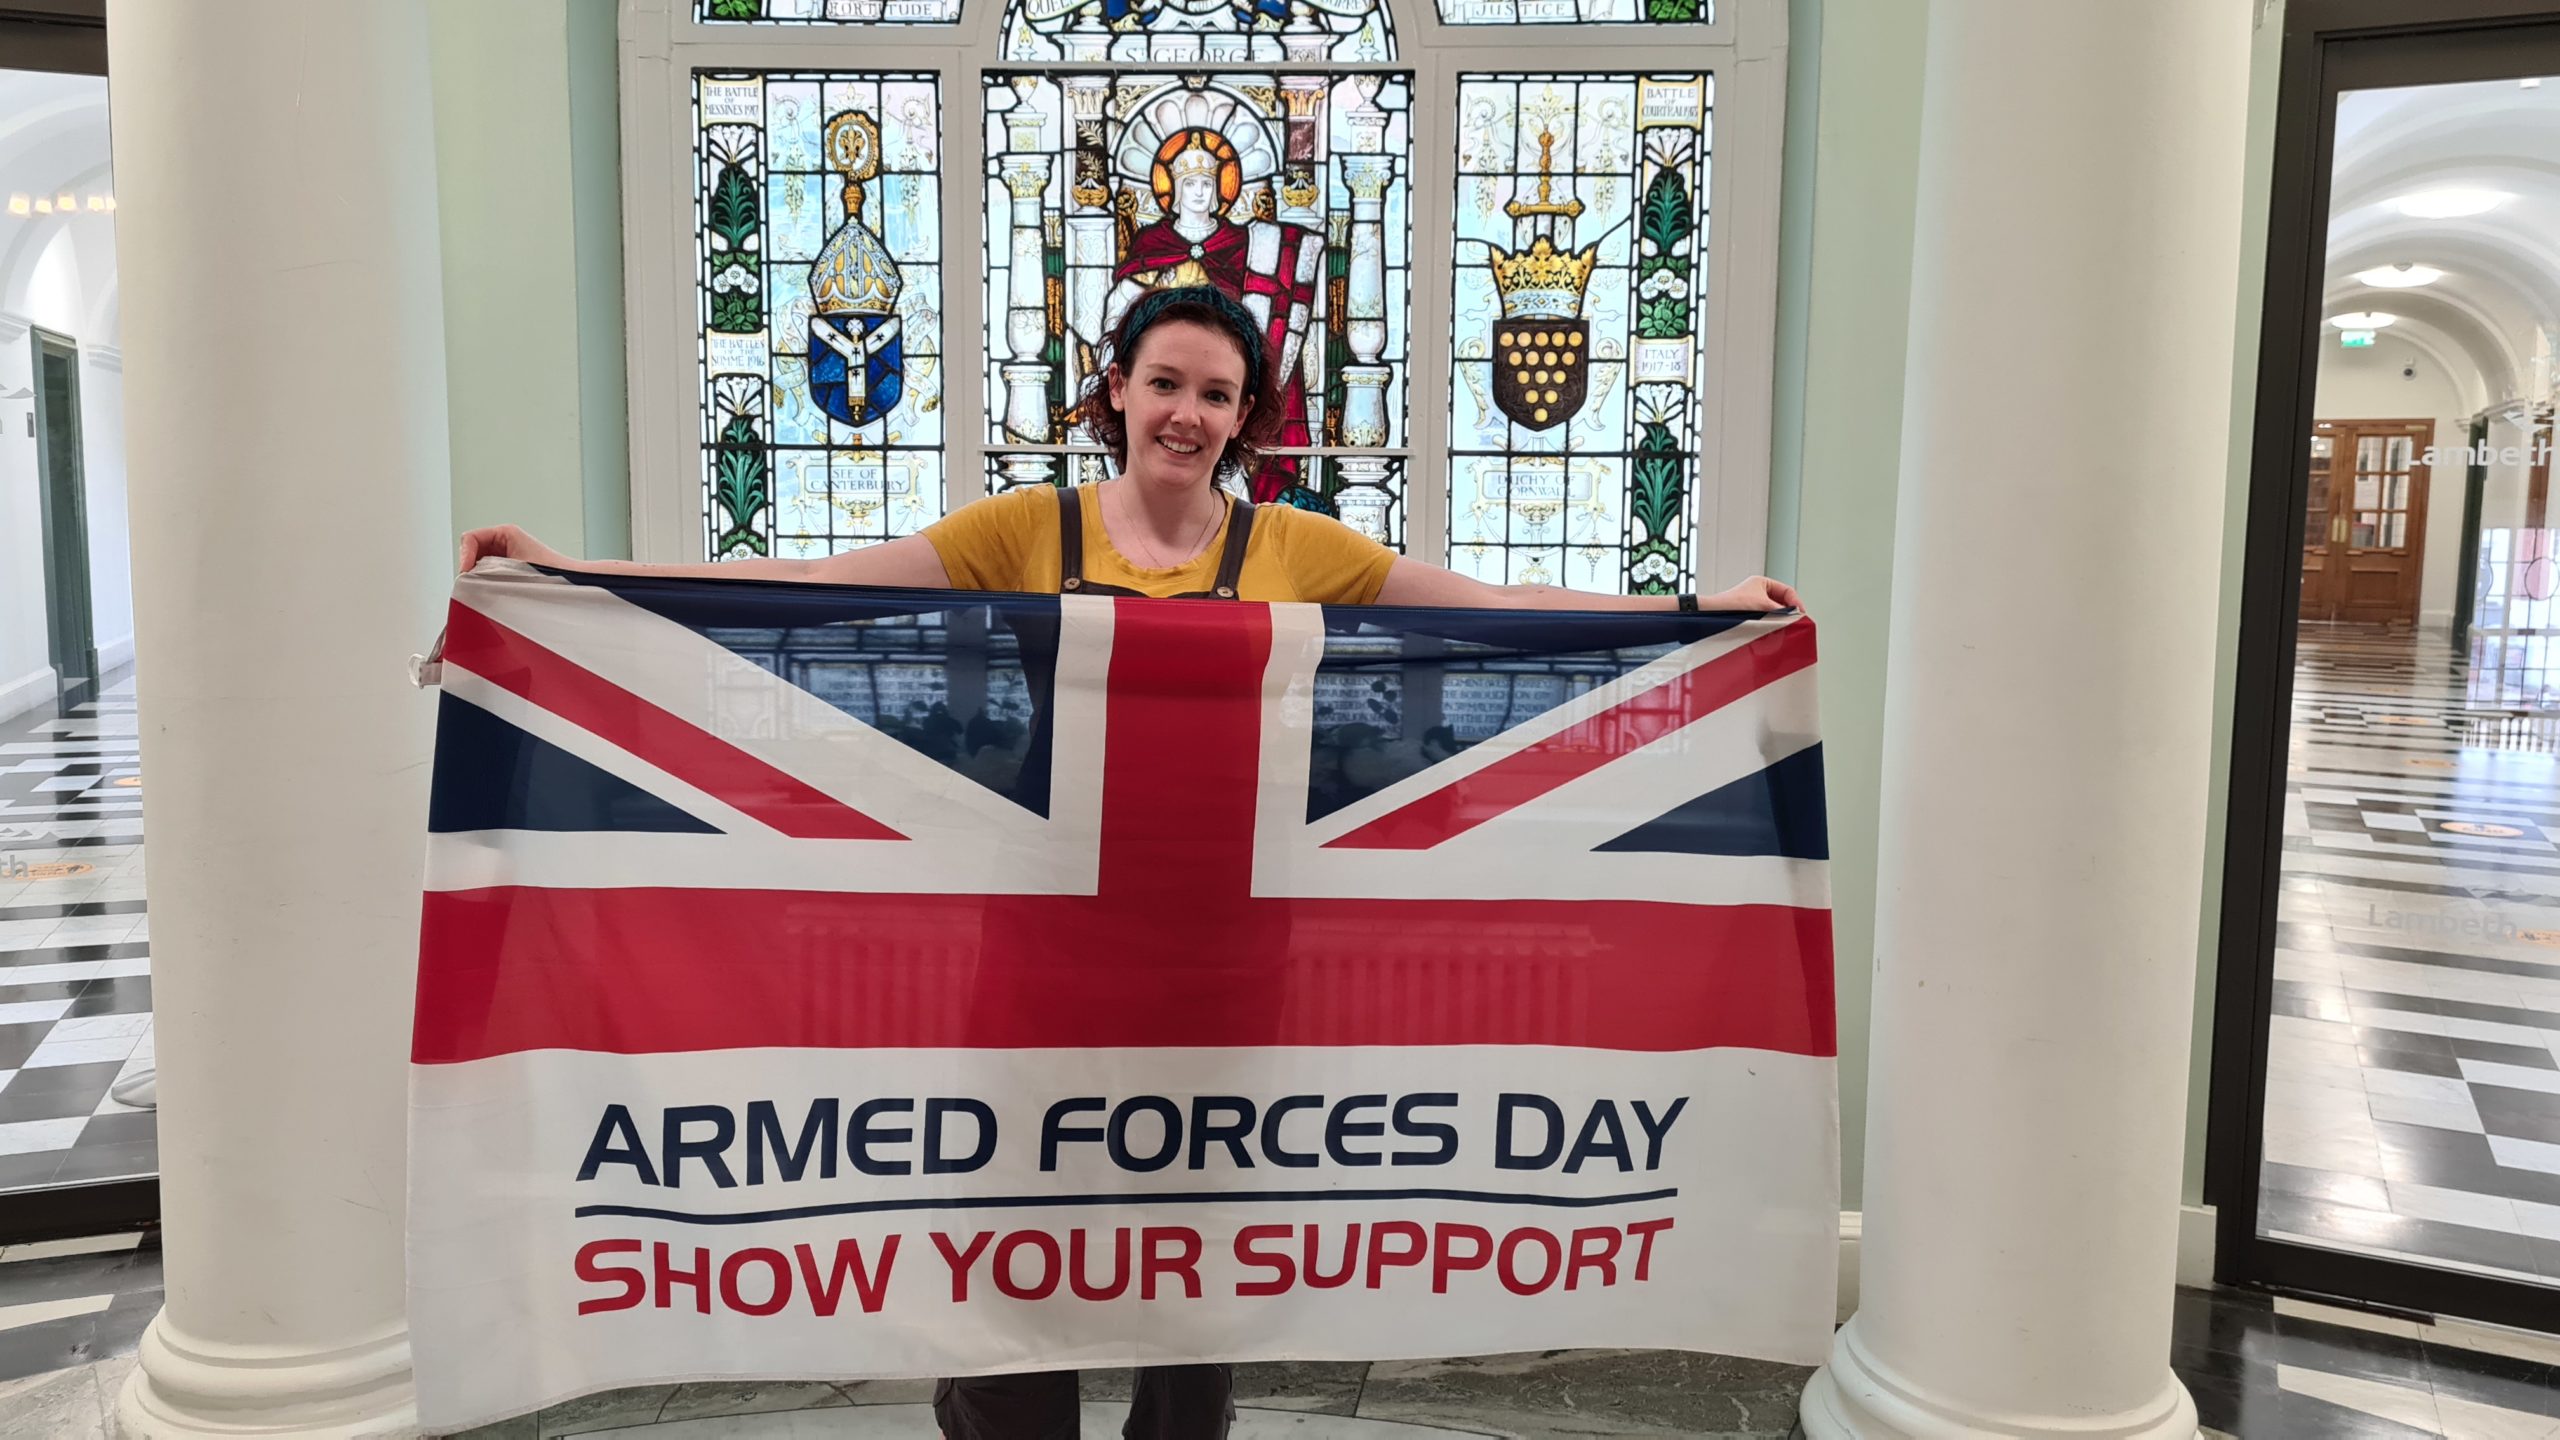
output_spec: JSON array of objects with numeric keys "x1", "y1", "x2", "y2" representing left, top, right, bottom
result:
[
  {"x1": 698, "y1": 0, "x2": 963, "y2": 24},
  {"x1": 695, "y1": 72, "x2": 947, "y2": 559},
  {"x1": 1436, "y1": 0, "x2": 1707, "y2": 23},
  {"x1": 1445, "y1": 72, "x2": 1710, "y2": 593},
  {"x1": 983, "y1": 73, "x2": 1413, "y2": 548},
  {"x1": 998, "y1": 0, "x2": 1394, "y2": 65}
]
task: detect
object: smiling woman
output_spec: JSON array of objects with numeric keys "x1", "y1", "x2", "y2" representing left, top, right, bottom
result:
[{"x1": 459, "y1": 284, "x2": 1800, "y2": 615}]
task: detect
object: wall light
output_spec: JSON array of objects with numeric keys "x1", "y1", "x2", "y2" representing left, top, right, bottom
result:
[
  {"x1": 2354, "y1": 263, "x2": 2445, "y2": 289},
  {"x1": 2394, "y1": 186, "x2": 2511, "y2": 219},
  {"x1": 2330, "y1": 311, "x2": 2399, "y2": 329}
]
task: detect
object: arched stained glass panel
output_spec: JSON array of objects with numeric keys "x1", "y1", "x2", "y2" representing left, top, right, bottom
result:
[
  {"x1": 982, "y1": 73, "x2": 1413, "y2": 546},
  {"x1": 700, "y1": 0, "x2": 965, "y2": 24},
  {"x1": 1445, "y1": 72, "x2": 1710, "y2": 593},
  {"x1": 695, "y1": 72, "x2": 949, "y2": 558},
  {"x1": 997, "y1": 0, "x2": 1394, "y2": 64}
]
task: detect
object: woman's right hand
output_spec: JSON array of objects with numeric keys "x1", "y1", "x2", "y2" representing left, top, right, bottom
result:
[{"x1": 459, "y1": 524, "x2": 568, "y2": 574}]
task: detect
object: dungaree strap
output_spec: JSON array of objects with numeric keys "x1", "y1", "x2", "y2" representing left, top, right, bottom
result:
[
  {"x1": 1206, "y1": 497, "x2": 1255, "y2": 599},
  {"x1": 1054, "y1": 485, "x2": 1088, "y2": 592},
  {"x1": 1054, "y1": 485, "x2": 1255, "y2": 599}
]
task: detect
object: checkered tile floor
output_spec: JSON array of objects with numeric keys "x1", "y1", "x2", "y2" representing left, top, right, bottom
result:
[
  {"x1": 0, "y1": 676, "x2": 152, "y2": 1193},
  {"x1": 2266, "y1": 628, "x2": 2560, "y2": 1286}
]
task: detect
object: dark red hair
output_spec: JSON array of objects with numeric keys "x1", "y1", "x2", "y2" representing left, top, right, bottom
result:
[{"x1": 1079, "y1": 284, "x2": 1287, "y2": 482}]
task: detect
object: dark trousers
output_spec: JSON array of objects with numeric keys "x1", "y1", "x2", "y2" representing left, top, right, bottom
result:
[{"x1": 933, "y1": 1365, "x2": 1234, "y2": 1440}]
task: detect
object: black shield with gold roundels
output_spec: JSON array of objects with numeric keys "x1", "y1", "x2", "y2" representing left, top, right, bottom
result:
[{"x1": 1491, "y1": 319, "x2": 1590, "y2": 431}]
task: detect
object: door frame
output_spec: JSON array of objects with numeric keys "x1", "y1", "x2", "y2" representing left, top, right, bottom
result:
[
  {"x1": 2206, "y1": 0, "x2": 2560, "y2": 1333},
  {"x1": 0, "y1": 0, "x2": 156, "y2": 1247},
  {"x1": 30, "y1": 326, "x2": 96, "y2": 714}
]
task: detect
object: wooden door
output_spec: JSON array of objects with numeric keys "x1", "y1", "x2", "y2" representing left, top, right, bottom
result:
[{"x1": 2301, "y1": 418, "x2": 2432, "y2": 626}]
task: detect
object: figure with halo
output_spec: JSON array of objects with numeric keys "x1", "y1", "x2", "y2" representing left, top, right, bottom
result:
[{"x1": 1104, "y1": 125, "x2": 1322, "y2": 505}]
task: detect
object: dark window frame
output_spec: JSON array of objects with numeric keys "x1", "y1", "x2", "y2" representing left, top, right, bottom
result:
[{"x1": 2208, "y1": 0, "x2": 2560, "y2": 1334}]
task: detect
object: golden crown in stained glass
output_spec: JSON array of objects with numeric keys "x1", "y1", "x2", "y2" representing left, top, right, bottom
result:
[{"x1": 1487, "y1": 234, "x2": 1598, "y2": 321}]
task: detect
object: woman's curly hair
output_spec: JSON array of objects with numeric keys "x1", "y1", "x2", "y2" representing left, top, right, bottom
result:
[{"x1": 1078, "y1": 284, "x2": 1287, "y2": 484}]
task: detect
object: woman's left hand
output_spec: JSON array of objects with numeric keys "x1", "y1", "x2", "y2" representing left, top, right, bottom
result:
[{"x1": 1705, "y1": 575, "x2": 1804, "y2": 613}]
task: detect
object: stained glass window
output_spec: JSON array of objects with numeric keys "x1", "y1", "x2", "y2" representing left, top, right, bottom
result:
[
  {"x1": 695, "y1": 72, "x2": 947, "y2": 558},
  {"x1": 981, "y1": 72, "x2": 1414, "y2": 547},
  {"x1": 1434, "y1": 0, "x2": 1706, "y2": 23},
  {"x1": 1444, "y1": 72, "x2": 1709, "y2": 593},
  {"x1": 699, "y1": 0, "x2": 964, "y2": 23},
  {"x1": 999, "y1": 0, "x2": 1394, "y2": 65}
]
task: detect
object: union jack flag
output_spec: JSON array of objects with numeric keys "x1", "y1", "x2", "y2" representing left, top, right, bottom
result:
[{"x1": 408, "y1": 562, "x2": 1838, "y2": 1428}]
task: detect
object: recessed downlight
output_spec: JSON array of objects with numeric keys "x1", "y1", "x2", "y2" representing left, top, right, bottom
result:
[
  {"x1": 2354, "y1": 263, "x2": 2445, "y2": 289},
  {"x1": 2393, "y1": 186, "x2": 2511, "y2": 219}
]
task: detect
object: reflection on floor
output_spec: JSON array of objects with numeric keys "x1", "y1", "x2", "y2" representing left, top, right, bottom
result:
[
  {"x1": 0, "y1": 1238, "x2": 2553, "y2": 1439},
  {"x1": 2267, "y1": 628, "x2": 2560, "y2": 1286},
  {"x1": 0, "y1": 677, "x2": 151, "y2": 1194}
]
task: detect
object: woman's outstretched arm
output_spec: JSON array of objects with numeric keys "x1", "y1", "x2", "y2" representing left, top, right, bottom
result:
[
  {"x1": 1371, "y1": 554, "x2": 1800, "y2": 612},
  {"x1": 457, "y1": 525, "x2": 953, "y2": 588}
]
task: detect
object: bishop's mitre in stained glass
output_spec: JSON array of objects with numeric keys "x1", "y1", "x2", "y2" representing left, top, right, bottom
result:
[{"x1": 807, "y1": 110, "x2": 907, "y2": 427}]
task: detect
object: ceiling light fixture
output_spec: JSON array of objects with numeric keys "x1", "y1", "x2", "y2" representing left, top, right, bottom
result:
[
  {"x1": 2355, "y1": 263, "x2": 2445, "y2": 288},
  {"x1": 2330, "y1": 311, "x2": 2399, "y2": 329},
  {"x1": 4, "y1": 195, "x2": 24, "y2": 217},
  {"x1": 2394, "y1": 186, "x2": 2512, "y2": 219}
]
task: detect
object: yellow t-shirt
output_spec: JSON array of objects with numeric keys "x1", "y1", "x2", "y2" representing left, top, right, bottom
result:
[{"x1": 924, "y1": 484, "x2": 1398, "y2": 604}]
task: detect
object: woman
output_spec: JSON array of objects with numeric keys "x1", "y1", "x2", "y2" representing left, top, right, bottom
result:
[{"x1": 458, "y1": 284, "x2": 1799, "y2": 1440}]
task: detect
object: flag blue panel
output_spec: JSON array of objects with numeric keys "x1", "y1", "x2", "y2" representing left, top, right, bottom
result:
[
  {"x1": 1594, "y1": 743, "x2": 1829, "y2": 859},
  {"x1": 428, "y1": 692, "x2": 722, "y2": 835},
  {"x1": 544, "y1": 570, "x2": 1059, "y2": 817}
]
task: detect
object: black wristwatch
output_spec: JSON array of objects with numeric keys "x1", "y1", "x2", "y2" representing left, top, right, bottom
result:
[{"x1": 1676, "y1": 594, "x2": 1699, "y2": 613}]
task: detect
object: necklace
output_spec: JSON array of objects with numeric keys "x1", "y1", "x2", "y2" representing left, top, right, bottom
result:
[{"x1": 1108, "y1": 481, "x2": 1225, "y2": 570}]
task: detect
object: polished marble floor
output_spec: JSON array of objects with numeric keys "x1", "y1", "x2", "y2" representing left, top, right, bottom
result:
[
  {"x1": 0, "y1": 676, "x2": 152, "y2": 1195},
  {"x1": 0, "y1": 1232, "x2": 2553, "y2": 1440},
  {"x1": 2268, "y1": 628, "x2": 2560, "y2": 1286}
]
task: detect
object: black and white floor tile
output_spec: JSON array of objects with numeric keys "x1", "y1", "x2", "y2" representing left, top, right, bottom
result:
[
  {"x1": 2272, "y1": 628, "x2": 2560, "y2": 1287},
  {"x1": 0, "y1": 1263, "x2": 2547, "y2": 1438},
  {"x1": 0, "y1": 676, "x2": 154, "y2": 1194}
]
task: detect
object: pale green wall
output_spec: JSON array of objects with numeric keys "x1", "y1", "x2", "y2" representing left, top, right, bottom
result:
[
  {"x1": 1766, "y1": 0, "x2": 1930, "y2": 1207},
  {"x1": 2184, "y1": 1, "x2": 2288, "y2": 1207},
  {"x1": 428, "y1": 0, "x2": 630, "y2": 560}
]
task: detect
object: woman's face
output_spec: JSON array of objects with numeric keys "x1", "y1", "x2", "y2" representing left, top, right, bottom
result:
[
  {"x1": 1107, "y1": 318, "x2": 1255, "y2": 493},
  {"x1": 1175, "y1": 171, "x2": 1220, "y2": 220}
]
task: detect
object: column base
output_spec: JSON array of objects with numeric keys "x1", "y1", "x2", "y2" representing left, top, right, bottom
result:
[
  {"x1": 115, "y1": 1313, "x2": 417, "y2": 1438},
  {"x1": 1798, "y1": 1317, "x2": 2197, "y2": 1440}
]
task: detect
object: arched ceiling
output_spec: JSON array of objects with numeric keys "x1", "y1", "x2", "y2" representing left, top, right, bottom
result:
[
  {"x1": 0, "y1": 68, "x2": 111, "y2": 336},
  {"x1": 2326, "y1": 77, "x2": 2560, "y2": 417}
]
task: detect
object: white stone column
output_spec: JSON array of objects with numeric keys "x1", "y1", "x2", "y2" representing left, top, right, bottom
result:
[
  {"x1": 1798, "y1": 3, "x2": 2247, "y2": 1437},
  {"x1": 105, "y1": 0, "x2": 449, "y2": 1433}
]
